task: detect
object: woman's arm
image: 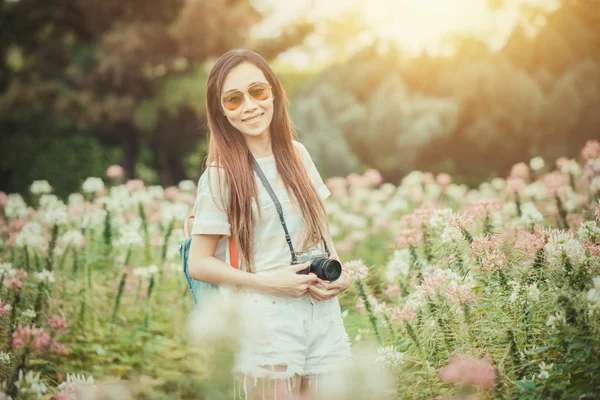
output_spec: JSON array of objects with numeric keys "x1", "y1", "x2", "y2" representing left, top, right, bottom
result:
[
  {"x1": 189, "y1": 234, "x2": 317, "y2": 297},
  {"x1": 188, "y1": 234, "x2": 265, "y2": 291}
]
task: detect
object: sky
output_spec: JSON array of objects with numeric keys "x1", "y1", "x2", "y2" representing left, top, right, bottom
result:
[{"x1": 250, "y1": 0, "x2": 559, "y2": 68}]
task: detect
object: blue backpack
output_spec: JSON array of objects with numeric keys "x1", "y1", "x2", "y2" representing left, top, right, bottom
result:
[{"x1": 179, "y1": 215, "x2": 238, "y2": 305}]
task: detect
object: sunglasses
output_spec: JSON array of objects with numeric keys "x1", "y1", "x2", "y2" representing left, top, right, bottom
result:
[{"x1": 221, "y1": 82, "x2": 273, "y2": 111}]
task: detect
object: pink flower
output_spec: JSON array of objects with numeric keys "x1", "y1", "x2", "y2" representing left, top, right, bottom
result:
[
  {"x1": 373, "y1": 217, "x2": 390, "y2": 229},
  {"x1": 346, "y1": 173, "x2": 362, "y2": 186},
  {"x1": 385, "y1": 283, "x2": 401, "y2": 298},
  {"x1": 47, "y1": 315, "x2": 69, "y2": 334},
  {"x1": 439, "y1": 353, "x2": 497, "y2": 388},
  {"x1": 510, "y1": 162, "x2": 530, "y2": 180},
  {"x1": 506, "y1": 177, "x2": 526, "y2": 194},
  {"x1": 106, "y1": 165, "x2": 125, "y2": 179},
  {"x1": 163, "y1": 186, "x2": 181, "y2": 201},
  {"x1": 470, "y1": 201, "x2": 501, "y2": 217},
  {"x1": 470, "y1": 236, "x2": 497, "y2": 259},
  {"x1": 481, "y1": 251, "x2": 508, "y2": 272},
  {"x1": 391, "y1": 304, "x2": 416, "y2": 322},
  {"x1": 0, "y1": 192, "x2": 7, "y2": 208},
  {"x1": 125, "y1": 179, "x2": 145, "y2": 192},
  {"x1": 54, "y1": 394, "x2": 74, "y2": 400},
  {"x1": 395, "y1": 229, "x2": 422, "y2": 248},
  {"x1": 582, "y1": 140, "x2": 600, "y2": 161},
  {"x1": 363, "y1": 169, "x2": 382, "y2": 187},
  {"x1": 556, "y1": 157, "x2": 568, "y2": 170},
  {"x1": 446, "y1": 284, "x2": 476, "y2": 305},
  {"x1": 49, "y1": 339, "x2": 69, "y2": 355},
  {"x1": 12, "y1": 324, "x2": 51, "y2": 354},
  {"x1": 4, "y1": 277, "x2": 23, "y2": 289},
  {"x1": 422, "y1": 172, "x2": 435, "y2": 184},
  {"x1": 420, "y1": 271, "x2": 449, "y2": 296},
  {"x1": 335, "y1": 236, "x2": 355, "y2": 254},
  {"x1": 436, "y1": 173, "x2": 452, "y2": 186},
  {"x1": 447, "y1": 212, "x2": 474, "y2": 230}
]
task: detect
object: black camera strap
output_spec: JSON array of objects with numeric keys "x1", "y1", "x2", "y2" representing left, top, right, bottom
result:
[{"x1": 252, "y1": 156, "x2": 330, "y2": 263}]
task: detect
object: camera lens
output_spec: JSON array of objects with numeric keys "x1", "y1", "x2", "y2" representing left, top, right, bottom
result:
[{"x1": 310, "y1": 258, "x2": 342, "y2": 281}]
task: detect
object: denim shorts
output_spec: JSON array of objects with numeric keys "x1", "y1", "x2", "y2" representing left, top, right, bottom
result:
[{"x1": 231, "y1": 290, "x2": 353, "y2": 397}]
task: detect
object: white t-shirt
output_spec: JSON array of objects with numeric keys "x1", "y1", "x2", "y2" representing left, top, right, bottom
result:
[{"x1": 190, "y1": 140, "x2": 331, "y2": 275}]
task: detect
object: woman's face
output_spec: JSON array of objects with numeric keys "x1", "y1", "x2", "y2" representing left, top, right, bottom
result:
[{"x1": 221, "y1": 62, "x2": 274, "y2": 141}]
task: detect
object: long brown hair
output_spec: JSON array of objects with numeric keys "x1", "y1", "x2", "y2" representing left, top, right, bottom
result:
[{"x1": 204, "y1": 48, "x2": 330, "y2": 272}]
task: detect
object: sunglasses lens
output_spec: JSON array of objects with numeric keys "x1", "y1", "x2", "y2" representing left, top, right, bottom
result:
[
  {"x1": 223, "y1": 92, "x2": 244, "y2": 110},
  {"x1": 249, "y1": 83, "x2": 271, "y2": 101}
]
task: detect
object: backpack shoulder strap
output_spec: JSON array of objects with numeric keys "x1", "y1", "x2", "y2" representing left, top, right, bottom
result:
[{"x1": 184, "y1": 215, "x2": 238, "y2": 269}]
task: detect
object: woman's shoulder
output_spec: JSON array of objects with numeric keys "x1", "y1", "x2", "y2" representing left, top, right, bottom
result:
[{"x1": 291, "y1": 139, "x2": 310, "y2": 160}]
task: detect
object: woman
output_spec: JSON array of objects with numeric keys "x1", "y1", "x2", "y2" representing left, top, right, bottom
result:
[{"x1": 188, "y1": 48, "x2": 353, "y2": 399}]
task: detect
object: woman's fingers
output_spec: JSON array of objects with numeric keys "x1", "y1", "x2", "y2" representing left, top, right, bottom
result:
[{"x1": 308, "y1": 284, "x2": 337, "y2": 299}]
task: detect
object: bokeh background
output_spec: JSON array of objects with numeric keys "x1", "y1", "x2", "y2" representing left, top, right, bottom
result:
[{"x1": 1, "y1": 0, "x2": 598, "y2": 197}]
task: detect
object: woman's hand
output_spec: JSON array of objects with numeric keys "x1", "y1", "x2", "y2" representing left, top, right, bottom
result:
[
  {"x1": 308, "y1": 270, "x2": 352, "y2": 301},
  {"x1": 260, "y1": 262, "x2": 319, "y2": 298}
]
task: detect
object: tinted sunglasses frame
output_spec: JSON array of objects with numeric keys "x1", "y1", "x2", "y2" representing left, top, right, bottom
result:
[{"x1": 221, "y1": 82, "x2": 273, "y2": 111}]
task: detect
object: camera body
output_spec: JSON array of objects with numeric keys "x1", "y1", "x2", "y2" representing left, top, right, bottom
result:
[{"x1": 293, "y1": 248, "x2": 342, "y2": 282}]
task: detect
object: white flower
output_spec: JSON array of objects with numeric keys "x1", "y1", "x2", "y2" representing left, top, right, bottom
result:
[
  {"x1": 429, "y1": 208, "x2": 453, "y2": 230},
  {"x1": 546, "y1": 311, "x2": 566, "y2": 329},
  {"x1": 577, "y1": 221, "x2": 600, "y2": 243},
  {"x1": 384, "y1": 249, "x2": 410, "y2": 282},
  {"x1": 5, "y1": 194, "x2": 28, "y2": 219},
  {"x1": 520, "y1": 202, "x2": 544, "y2": 225},
  {"x1": 15, "y1": 222, "x2": 46, "y2": 250},
  {"x1": 56, "y1": 373, "x2": 96, "y2": 394},
  {"x1": 82, "y1": 177, "x2": 105, "y2": 193},
  {"x1": 440, "y1": 226, "x2": 463, "y2": 245},
  {"x1": 62, "y1": 230, "x2": 85, "y2": 247},
  {"x1": 560, "y1": 160, "x2": 582, "y2": 177},
  {"x1": 38, "y1": 194, "x2": 59, "y2": 209},
  {"x1": 545, "y1": 231, "x2": 585, "y2": 267},
  {"x1": 0, "y1": 351, "x2": 10, "y2": 364},
  {"x1": 14, "y1": 369, "x2": 47, "y2": 399},
  {"x1": 536, "y1": 361, "x2": 553, "y2": 380},
  {"x1": 508, "y1": 280, "x2": 521, "y2": 304},
  {"x1": 41, "y1": 205, "x2": 68, "y2": 226},
  {"x1": 530, "y1": 157, "x2": 545, "y2": 171},
  {"x1": 491, "y1": 177, "x2": 505, "y2": 191},
  {"x1": 178, "y1": 180, "x2": 196, "y2": 192},
  {"x1": 375, "y1": 346, "x2": 404, "y2": 368},
  {"x1": 68, "y1": 193, "x2": 85, "y2": 205},
  {"x1": 522, "y1": 182, "x2": 548, "y2": 201},
  {"x1": 133, "y1": 265, "x2": 159, "y2": 277},
  {"x1": 21, "y1": 308, "x2": 36, "y2": 319},
  {"x1": 526, "y1": 283, "x2": 540, "y2": 302},
  {"x1": 345, "y1": 259, "x2": 369, "y2": 281},
  {"x1": 30, "y1": 180, "x2": 52, "y2": 195},
  {"x1": 34, "y1": 270, "x2": 55, "y2": 284},
  {"x1": 0, "y1": 262, "x2": 13, "y2": 273},
  {"x1": 586, "y1": 277, "x2": 600, "y2": 307},
  {"x1": 502, "y1": 202, "x2": 518, "y2": 217},
  {"x1": 118, "y1": 226, "x2": 144, "y2": 248}
]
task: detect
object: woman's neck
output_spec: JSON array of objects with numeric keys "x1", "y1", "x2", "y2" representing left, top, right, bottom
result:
[{"x1": 245, "y1": 132, "x2": 273, "y2": 158}]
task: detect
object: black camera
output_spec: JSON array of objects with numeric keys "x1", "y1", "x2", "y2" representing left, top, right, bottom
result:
[{"x1": 293, "y1": 249, "x2": 342, "y2": 281}]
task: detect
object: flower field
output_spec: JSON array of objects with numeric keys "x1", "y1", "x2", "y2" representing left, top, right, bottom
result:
[{"x1": 1, "y1": 141, "x2": 600, "y2": 399}]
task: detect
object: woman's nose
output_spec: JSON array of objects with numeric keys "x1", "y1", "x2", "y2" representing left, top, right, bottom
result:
[{"x1": 241, "y1": 92, "x2": 259, "y2": 111}]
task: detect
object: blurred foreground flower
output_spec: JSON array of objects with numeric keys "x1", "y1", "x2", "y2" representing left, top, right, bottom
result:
[
  {"x1": 316, "y1": 344, "x2": 395, "y2": 400},
  {"x1": 439, "y1": 353, "x2": 497, "y2": 388},
  {"x1": 105, "y1": 165, "x2": 125, "y2": 179},
  {"x1": 186, "y1": 290, "x2": 265, "y2": 348}
]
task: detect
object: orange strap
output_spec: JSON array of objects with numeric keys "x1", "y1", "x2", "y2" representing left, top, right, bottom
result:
[{"x1": 184, "y1": 215, "x2": 239, "y2": 269}]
